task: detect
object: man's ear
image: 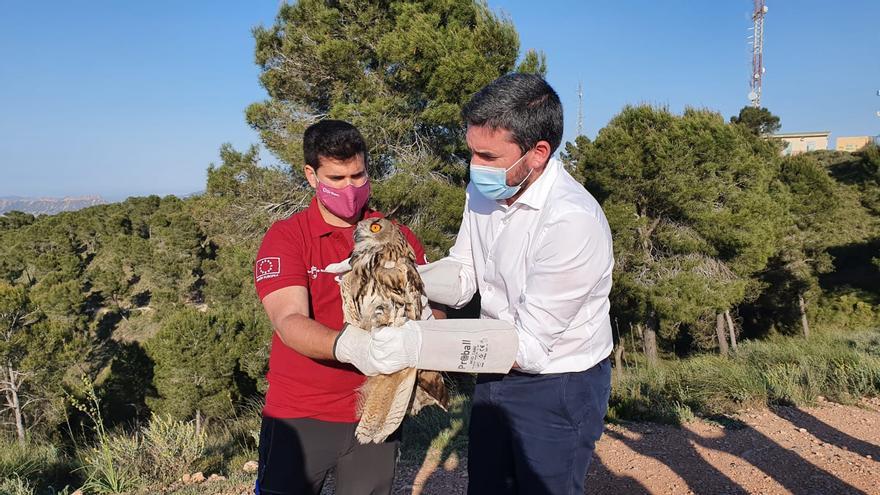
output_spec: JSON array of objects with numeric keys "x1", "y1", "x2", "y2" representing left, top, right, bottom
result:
[
  {"x1": 529, "y1": 140, "x2": 553, "y2": 168},
  {"x1": 304, "y1": 165, "x2": 318, "y2": 188}
]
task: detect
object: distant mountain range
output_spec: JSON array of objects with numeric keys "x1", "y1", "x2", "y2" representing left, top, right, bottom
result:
[{"x1": 0, "y1": 195, "x2": 106, "y2": 215}]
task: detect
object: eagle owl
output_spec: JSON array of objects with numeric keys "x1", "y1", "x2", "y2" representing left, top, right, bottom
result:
[{"x1": 340, "y1": 217, "x2": 449, "y2": 444}]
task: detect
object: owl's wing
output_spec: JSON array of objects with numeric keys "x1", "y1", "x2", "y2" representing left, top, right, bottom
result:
[
  {"x1": 402, "y1": 259, "x2": 425, "y2": 321},
  {"x1": 356, "y1": 369, "x2": 417, "y2": 444},
  {"x1": 411, "y1": 370, "x2": 449, "y2": 415},
  {"x1": 340, "y1": 269, "x2": 368, "y2": 327}
]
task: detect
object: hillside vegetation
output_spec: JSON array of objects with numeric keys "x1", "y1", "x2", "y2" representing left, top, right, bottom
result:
[{"x1": 1, "y1": 1, "x2": 878, "y2": 493}]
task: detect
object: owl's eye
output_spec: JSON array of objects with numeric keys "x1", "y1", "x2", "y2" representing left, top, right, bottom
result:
[{"x1": 370, "y1": 223, "x2": 382, "y2": 233}]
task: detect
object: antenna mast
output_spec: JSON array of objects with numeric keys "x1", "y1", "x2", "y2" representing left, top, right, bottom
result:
[
  {"x1": 748, "y1": 0, "x2": 768, "y2": 107},
  {"x1": 577, "y1": 81, "x2": 584, "y2": 136}
]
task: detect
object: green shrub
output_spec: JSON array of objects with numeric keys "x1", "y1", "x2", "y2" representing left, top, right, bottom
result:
[
  {"x1": 0, "y1": 441, "x2": 58, "y2": 480},
  {"x1": 814, "y1": 293, "x2": 879, "y2": 331},
  {"x1": 0, "y1": 475, "x2": 33, "y2": 495},
  {"x1": 76, "y1": 414, "x2": 208, "y2": 493},
  {"x1": 71, "y1": 376, "x2": 207, "y2": 492},
  {"x1": 78, "y1": 432, "x2": 142, "y2": 495},
  {"x1": 218, "y1": 403, "x2": 261, "y2": 476},
  {"x1": 609, "y1": 329, "x2": 880, "y2": 423},
  {"x1": 0, "y1": 439, "x2": 75, "y2": 493},
  {"x1": 143, "y1": 414, "x2": 206, "y2": 483}
]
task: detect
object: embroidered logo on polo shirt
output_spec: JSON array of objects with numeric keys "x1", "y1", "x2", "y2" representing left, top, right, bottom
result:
[{"x1": 255, "y1": 257, "x2": 281, "y2": 281}]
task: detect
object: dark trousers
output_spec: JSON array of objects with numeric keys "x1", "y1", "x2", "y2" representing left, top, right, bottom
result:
[
  {"x1": 467, "y1": 358, "x2": 611, "y2": 495},
  {"x1": 256, "y1": 416, "x2": 399, "y2": 495}
]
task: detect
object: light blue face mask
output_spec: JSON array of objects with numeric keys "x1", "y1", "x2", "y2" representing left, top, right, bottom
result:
[{"x1": 469, "y1": 151, "x2": 533, "y2": 200}]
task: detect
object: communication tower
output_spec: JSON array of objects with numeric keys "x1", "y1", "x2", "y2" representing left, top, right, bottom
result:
[{"x1": 748, "y1": 0, "x2": 768, "y2": 107}]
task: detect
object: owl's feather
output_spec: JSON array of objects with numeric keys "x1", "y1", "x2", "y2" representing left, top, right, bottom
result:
[
  {"x1": 356, "y1": 369, "x2": 417, "y2": 444},
  {"x1": 340, "y1": 218, "x2": 448, "y2": 444}
]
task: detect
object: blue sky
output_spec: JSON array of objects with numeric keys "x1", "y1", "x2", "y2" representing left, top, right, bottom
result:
[{"x1": 1, "y1": 1, "x2": 878, "y2": 200}]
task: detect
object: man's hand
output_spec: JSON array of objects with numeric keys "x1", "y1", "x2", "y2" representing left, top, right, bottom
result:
[
  {"x1": 333, "y1": 324, "x2": 381, "y2": 376},
  {"x1": 333, "y1": 322, "x2": 422, "y2": 376},
  {"x1": 367, "y1": 322, "x2": 422, "y2": 374},
  {"x1": 339, "y1": 318, "x2": 519, "y2": 374},
  {"x1": 417, "y1": 258, "x2": 469, "y2": 307}
]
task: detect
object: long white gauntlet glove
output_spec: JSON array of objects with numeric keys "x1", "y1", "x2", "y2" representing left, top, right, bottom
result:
[
  {"x1": 327, "y1": 258, "x2": 426, "y2": 376},
  {"x1": 417, "y1": 258, "x2": 470, "y2": 307},
  {"x1": 328, "y1": 258, "x2": 518, "y2": 375},
  {"x1": 334, "y1": 324, "x2": 383, "y2": 376},
  {"x1": 366, "y1": 318, "x2": 519, "y2": 374}
]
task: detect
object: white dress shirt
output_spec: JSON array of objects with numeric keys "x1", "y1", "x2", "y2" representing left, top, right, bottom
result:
[{"x1": 444, "y1": 157, "x2": 614, "y2": 374}]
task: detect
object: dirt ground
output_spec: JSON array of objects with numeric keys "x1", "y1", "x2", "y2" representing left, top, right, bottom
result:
[
  {"x1": 188, "y1": 398, "x2": 878, "y2": 495},
  {"x1": 392, "y1": 397, "x2": 880, "y2": 495}
]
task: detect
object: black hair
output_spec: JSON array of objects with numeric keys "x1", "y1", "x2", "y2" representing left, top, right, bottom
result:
[
  {"x1": 461, "y1": 73, "x2": 563, "y2": 154},
  {"x1": 303, "y1": 120, "x2": 368, "y2": 169}
]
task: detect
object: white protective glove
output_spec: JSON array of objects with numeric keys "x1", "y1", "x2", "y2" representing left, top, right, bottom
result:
[
  {"x1": 327, "y1": 257, "x2": 468, "y2": 308},
  {"x1": 416, "y1": 258, "x2": 470, "y2": 307},
  {"x1": 327, "y1": 257, "x2": 518, "y2": 375},
  {"x1": 326, "y1": 257, "x2": 424, "y2": 376},
  {"x1": 366, "y1": 321, "x2": 423, "y2": 374},
  {"x1": 333, "y1": 300, "x2": 431, "y2": 376},
  {"x1": 369, "y1": 318, "x2": 519, "y2": 374},
  {"x1": 335, "y1": 318, "x2": 519, "y2": 375},
  {"x1": 333, "y1": 324, "x2": 382, "y2": 376},
  {"x1": 323, "y1": 258, "x2": 352, "y2": 275}
]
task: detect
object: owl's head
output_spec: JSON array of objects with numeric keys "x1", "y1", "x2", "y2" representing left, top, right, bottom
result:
[{"x1": 352, "y1": 217, "x2": 407, "y2": 254}]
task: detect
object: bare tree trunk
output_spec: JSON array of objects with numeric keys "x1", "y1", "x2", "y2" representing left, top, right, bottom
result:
[
  {"x1": 798, "y1": 293, "x2": 810, "y2": 339},
  {"x1": 628, "y1": 323, "x2": 639, "y2": 371},
  {"x1": 195, "y1": 409, "x2": 202, "y2": 436},
  {"x1": 4, "y1": 365, "x2": 25, "y2": 445},
  {"x1": 612, "y1": 318, "x2": 625, "y2": 376},
  {"x1": 725, "y1": 310, "x2": 738, "y2": 352},
  {"x1": 716, "y1": 313, "x2": 729, "y2": 357},
  {"x1": 636, "y1": 212, "x2": 660, "y2": 368},
  {"x1": 614, "y1": 344, "x2": 624, "y2": 375},
  {"x1": 640, "y1": 320, "x2": 658, "y2": 367}
]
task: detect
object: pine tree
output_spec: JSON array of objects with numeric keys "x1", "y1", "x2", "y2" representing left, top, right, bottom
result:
[
  {"x1": 774, "y1": 155, "x2": 871, "y2": 336},
  {"x1": 730, "y1": 106, "x2": 782, "y2": 136},
  {"x1": 571, "y1": 106, "x2": 788, "y2": 360},
  {"x1": 0, "y1": 282, "x2": 89, "y2": 440},
  {"x1": 146, "y1": 308, "x2": 268, "y2": 426},
  {"x1": 247, "y1": 0, "x2": 542, "y2": 257}
]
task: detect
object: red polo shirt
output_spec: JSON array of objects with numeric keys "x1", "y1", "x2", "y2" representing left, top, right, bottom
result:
[{"x1": 254, "y1": 197, "x2": 427, "y2": 422}]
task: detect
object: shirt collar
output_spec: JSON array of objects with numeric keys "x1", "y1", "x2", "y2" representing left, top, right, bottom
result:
[
  {"x1": 510, "y1": 157, "x2": 561, "y2": 210},
  {"x1": 306, "y1": 196, "x2": 383, "y2": 238}
]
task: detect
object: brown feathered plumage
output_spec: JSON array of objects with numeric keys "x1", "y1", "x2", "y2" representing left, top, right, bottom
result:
[{"x1": 341, "y1": 218, "x2": 448, "y2": 444}]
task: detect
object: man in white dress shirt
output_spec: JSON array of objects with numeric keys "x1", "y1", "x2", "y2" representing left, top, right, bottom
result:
[
  {"x1": 445, "y1": 72, "x2": 615, "y2": 494},
  {"x1": 335, "y1": 73, "x2": 614, "y2": 494}
]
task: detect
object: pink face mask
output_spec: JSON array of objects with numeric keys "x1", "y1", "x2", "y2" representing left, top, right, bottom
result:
[{"x1": 316, "y1": 179, "x2": 371, "y2": 220}]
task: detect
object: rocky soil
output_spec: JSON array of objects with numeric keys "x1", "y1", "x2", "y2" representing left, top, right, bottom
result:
[
  {"x1": 395, "y1": 397, "x2": 880, "y2": 495},
  {"x1": 170, "y1": 398, "x2": 880, "y2": 494}
]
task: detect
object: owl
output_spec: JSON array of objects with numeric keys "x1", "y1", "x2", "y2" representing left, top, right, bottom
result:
[{"x1": 340, "y1": 217, "x2": 449, "y2": 444}]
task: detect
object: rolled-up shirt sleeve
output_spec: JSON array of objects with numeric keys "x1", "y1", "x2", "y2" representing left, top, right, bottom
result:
[{"x1": 512, "y1": 210, "x2": 614, "y2": 372}]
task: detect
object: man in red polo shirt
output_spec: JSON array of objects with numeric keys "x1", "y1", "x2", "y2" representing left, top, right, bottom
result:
[{"x1": 253, "y1": 120, "x2": 432, "y2": 495}]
